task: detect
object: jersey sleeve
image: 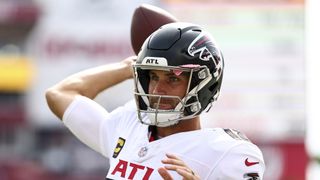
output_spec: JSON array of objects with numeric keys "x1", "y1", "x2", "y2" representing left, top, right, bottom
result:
[
  {"x1": 63, "y1": 95, "x2": 112, "y2": 156},
  {"x1": 62, "y1": 95, "x2": 137, "y2": 158},
  {"x1": 208, "y1": 142, "x2": 265, "y2": 179}
]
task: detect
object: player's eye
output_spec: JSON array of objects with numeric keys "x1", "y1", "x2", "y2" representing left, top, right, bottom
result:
[
  {"x1": 149, "y1": 73, "x2": 159, "y2": 81},
  {"x1": 168, "y1": 76, "x2": 180, "y2": 83}
]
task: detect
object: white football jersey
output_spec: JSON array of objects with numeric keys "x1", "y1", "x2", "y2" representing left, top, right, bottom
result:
[{"x1": 63, "y1": 95, "x2": 265, "y2": 180}]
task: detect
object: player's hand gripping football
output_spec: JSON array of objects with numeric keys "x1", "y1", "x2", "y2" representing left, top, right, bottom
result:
[{"x1": 158, "y1": 153, "x2": 201, "y2": 180}]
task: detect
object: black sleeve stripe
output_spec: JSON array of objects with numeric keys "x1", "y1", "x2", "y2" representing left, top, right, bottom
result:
[{"x1": 223, "y1": 128, "x2": 251, "y2": 142}]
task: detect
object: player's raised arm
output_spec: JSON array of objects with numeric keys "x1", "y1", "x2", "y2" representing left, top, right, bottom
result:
[{"x1": 45, "y1": 56, "x2": 136, "y2": 120}]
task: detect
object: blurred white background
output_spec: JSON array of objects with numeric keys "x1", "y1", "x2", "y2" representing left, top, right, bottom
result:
[{"x1": 0, "y1": 0, "x2": 315, "y2": 180}]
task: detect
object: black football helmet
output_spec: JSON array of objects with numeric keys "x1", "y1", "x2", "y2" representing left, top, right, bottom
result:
[{"x1": 133, "y1": 22, "x2": 224, "y2": 127}]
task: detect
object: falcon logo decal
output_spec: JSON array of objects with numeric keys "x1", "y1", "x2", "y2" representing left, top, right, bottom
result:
[
  {"x1": 112, "y1": 137, "x2": 126, "y2": 158},
  {"x1": 187, "y1": 32, "x2": 223, "y2": 79},
  {"x1": 188, "y1": 32, "x2": 215, "y2": 61}
]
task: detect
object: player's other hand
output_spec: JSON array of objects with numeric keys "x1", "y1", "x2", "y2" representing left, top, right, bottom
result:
[
  {"x1": 158, "y1": 153, "x2": 200, "y2": 180},
  {"x1": 121, "y1": 56, "x2": 137, "y2": 79}
]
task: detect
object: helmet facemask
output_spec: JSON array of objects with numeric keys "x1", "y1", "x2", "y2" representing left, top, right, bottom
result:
[{"x1": 133, "y1": 64, "x2": 213, "y2": 127}]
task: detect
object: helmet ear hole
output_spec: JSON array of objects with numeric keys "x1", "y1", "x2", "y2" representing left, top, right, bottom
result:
[{"x1": 200, "y1": 81, "x2": 219, "y2": 110}]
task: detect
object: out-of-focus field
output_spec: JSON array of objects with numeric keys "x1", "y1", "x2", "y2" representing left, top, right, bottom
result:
[{"x1": 0, "y1": 0, "x2": 309, "y2": 179}]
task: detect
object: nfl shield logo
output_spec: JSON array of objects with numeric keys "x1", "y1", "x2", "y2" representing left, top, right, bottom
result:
[{"x1": 138, "y1": 147, "x2": 148, "y2": 157}]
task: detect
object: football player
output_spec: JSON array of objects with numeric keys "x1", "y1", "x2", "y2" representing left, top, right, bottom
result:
[{"x1": 46, "y1": 22, "x2": 265, "y2": 179}]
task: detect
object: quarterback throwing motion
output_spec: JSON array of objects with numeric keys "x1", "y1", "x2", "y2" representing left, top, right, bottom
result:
[{"x1": 46, "y1": 22, "x2": 265, "y2": 179}]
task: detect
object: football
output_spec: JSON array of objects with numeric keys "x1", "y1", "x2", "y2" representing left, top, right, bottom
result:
[{"x1": 130, "y1": 4, "x2": 178, "y2": 55}]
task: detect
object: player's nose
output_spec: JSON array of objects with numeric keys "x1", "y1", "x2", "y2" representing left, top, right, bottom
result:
[{"x1": 152, "y1": 80, "x2": 167, "y2": 95}]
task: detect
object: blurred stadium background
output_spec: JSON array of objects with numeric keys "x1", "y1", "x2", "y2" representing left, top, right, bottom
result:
[{"x1": 0, "y1": 0, "x2": 316, "y2": 179}]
